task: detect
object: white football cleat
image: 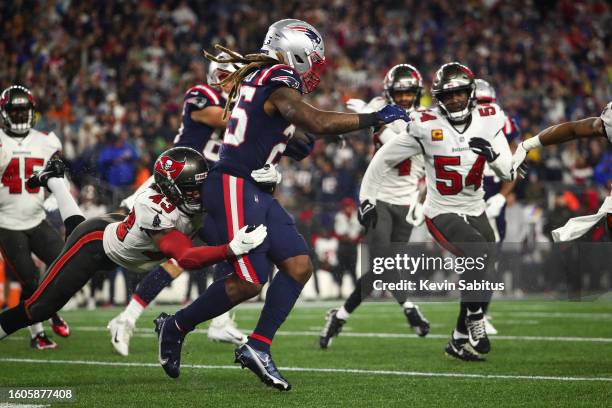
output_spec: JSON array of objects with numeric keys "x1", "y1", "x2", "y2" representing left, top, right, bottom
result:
[
  {"x1": 207, "y1": 312, "x2": 247, "y2": 345},
  {"x1": 107, "y1": 314, "x2": 134, "y2": 356},
  {"x1": 484, "y1": 314, "x2": 498, "y2": 335}
]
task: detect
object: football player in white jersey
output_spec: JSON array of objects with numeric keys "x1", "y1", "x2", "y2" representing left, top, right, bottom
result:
[
  {"x1": 0, "y1": 147, "x2": 267, "y2": 343},
  {"x1": 0, "y1": 85, "x2": 70, "y2": 349},
  {"x1": 512, "y1": 101, "x2": 612, "y2": 241},
  {"x1": 359, "y1": 62, "x2": 514, "y2": 361},
  {"x1": 320, "y1": 64, "x2": 430, "y2": 349}
]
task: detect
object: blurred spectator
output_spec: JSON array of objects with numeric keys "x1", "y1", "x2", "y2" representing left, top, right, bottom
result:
[
  {"x1": 97, "y1": 131, "x2": 139, "y2": 188},
  {"x1": 333, "y1": 198, "x2": 362, "y2": 293}
]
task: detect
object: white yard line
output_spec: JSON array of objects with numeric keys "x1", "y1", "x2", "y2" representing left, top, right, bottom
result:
[
  {"x1": 0, "y1": 357, "x2": 610, "y2": 383},
  {"x1": 66, "y1": 326, "x2": 612, "y2": 343}
]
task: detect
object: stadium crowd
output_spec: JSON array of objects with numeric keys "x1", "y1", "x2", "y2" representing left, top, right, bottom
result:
[{"x1": 0, "y1": 0, "x2": 610, "y2": 252}]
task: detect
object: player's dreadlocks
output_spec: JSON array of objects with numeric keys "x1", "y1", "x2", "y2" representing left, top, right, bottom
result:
[{"x1": 204, "y1": 44, "x2": 284, "y2": 119}]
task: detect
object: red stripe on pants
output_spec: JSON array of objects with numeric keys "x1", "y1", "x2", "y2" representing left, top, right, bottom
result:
[
  {"x1": 425, "y1": 217, "x2": 465, "y2": 257},
  {"x1": 25, "y1": 231, "x2": 104, "y2": 308}
]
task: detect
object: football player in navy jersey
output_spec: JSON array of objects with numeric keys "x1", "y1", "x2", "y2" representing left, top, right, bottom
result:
[
  {"x1": 155, "y1": 19, "x2": 409, "y2": 390},
  {"x1": 109, "y1": 53, "x2": 315, "y2": 356}
]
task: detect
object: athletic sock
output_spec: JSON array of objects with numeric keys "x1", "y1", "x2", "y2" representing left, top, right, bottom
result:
[
  {"x1": 336, "y1": 306, "x2": 350, "y2": 320},
  {"x1": 131, "y1": 265, "x2": 174, "y2": 313},
  {"x1": 0, "y1": 303, "x2": 33, "y2": 338},
  {"x1": 402, "y1": 300, "x2": 415, "y2": 309},
  {"x1": 248, "y1": 272, "x2": 303, "y2": 353},
  {"x1": 47, "y1": 178, "x2": 83, "y2": 221},
  {"x1": 175, "y1": 278, "x2": 233, "y2": 332},
  {"x1": 29, "y1": 322, "x2": 44, "y2": 338}
]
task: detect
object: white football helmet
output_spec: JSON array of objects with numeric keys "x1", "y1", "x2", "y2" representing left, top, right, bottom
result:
[
  {"x1": 475, "y1": 79, "x2": 497, "y2": 104},
  {"x1": 260, "y1": 19, "x2": 326, "y2": 93},
  {"x1": 207, "y1": 52, "x2": 242, "y2": 96}
]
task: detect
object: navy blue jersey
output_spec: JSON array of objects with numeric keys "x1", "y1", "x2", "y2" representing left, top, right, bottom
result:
[
  {"x1": 214, "y1": 64, "x2": 301, "y2": 179},
  {"x1": 173, "y1": 84, "x2": 226, "y2": 165}
]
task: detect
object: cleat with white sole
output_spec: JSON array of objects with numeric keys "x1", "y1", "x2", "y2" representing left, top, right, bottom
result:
[
  {"x1": 107, "y1": 314, "x2": 134, "y2": 356},
  {"x1": 207, "y1": 313, "x2": 247, "y2": 345}
]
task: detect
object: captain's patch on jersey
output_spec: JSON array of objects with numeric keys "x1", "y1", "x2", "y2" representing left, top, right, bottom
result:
[{"x1": 431, "y1": 129, "x2": 444, "y2": 141}]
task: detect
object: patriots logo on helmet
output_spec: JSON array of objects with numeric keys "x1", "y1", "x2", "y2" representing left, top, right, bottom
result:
[
  {"x1": 271, "y1": 75, "x2": 301, "y2": 90},
  {"x1": 289, "y1": 25, "x2": 321, "y2": 45},
  {"x1": 155, "y1": 156, "x2": 186, "y2": 180}
]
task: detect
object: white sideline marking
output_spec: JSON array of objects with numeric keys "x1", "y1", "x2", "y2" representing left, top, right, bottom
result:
[
  {"x1": 1, "y1": 357, "x2": 610, "y2": 383},
  {"x1": 70, "y1": 326, "x2": 612, "y2": 343}
]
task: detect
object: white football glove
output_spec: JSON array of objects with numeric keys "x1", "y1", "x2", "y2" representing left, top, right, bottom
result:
[
  {"x1": 600, "y1": 101, "x2": 612, "y2": 143},
  {"x1": 251, "y1": 164, "x2": 282, "y2": 185},
  {"x1": 229, "y1": 225, "x2": 267, "y2": 256},
  {"x1": 485, "y1": 193, "x2": 506, "y2": 219},
  {"x1": 405, "y1": 195, "x2": 425, "y2": 227},
  {"x1": 345, "y1": 98, "x2": 368, "y2": 113},
  {"x1": 511, "y1": 142, "x2": 528, "y2": 178}
]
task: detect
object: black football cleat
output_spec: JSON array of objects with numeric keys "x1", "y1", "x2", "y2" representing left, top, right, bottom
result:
[
  {"x1": 26, "y1": 157, "x2": 66, "y2": 191},
  {"x1": 319, "y1": 308, "x2": 346, "y2": 349},
  {"x1": 465, "y1": 309, "x2": 490, "y2": 354},
  {"x1": 30, "y1": 332, "x2": 58, "y2": 350},
  {"x1": 404, "y1": 305, "x2": 430, "y2": 337},
  {"x1": 444, "y1": 334, "x2": 485, "y2": 362},
  {"x1": 49, "y1": 314, "x2": 70, "y2": 337},
  {"x1": 234, "y1": 344, "x2": 291, "y2": 391},
  {"x1": 154, "y1": 313, "x2": 185, "y2": 379}
]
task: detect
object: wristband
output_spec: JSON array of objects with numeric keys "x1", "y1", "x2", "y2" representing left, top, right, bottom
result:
[
  {"x1": 358, "y1": 113, "x2": 380, "y2": 128},
  {"x1": 522, "y1": 135, "x2": 542, "y2": 151}
]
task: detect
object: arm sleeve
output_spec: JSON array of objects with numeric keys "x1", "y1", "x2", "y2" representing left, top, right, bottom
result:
[
  {"x1": 489, "y1": 129, "x2": 514, "y2": 181},
  {"x1": 157, "y1": 229, "x2": 231, "y2": 270},
  {"x1": 359, "y1": 130, "x2": 422, "y2": 202}
]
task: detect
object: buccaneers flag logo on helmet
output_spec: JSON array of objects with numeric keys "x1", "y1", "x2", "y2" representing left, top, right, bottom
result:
[{"x1": 155, "y1": 156, "x2": 185, "y2": 180}]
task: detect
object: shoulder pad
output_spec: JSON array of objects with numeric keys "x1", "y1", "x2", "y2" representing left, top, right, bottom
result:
[
  {"x1": 184, "y1": 85, "x2": 222, "y2": 108},
  {"x1": 252, "y1": 64, "x2": 302, "y2": 91}
]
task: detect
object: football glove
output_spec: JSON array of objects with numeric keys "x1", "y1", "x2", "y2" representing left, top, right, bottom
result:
[
  {"x1": 485, "y1": 193, "x2": 506, "y2": 219},
  {"x1": 358, "y1": 200, "x2": 377, "y2": 233},
  {"x1": 511, "y1": 142, "x2": 529, "y2": 179},
  {"x1": 346, "y1": 98, "x2": 368, "y2": 113},
  {"x1": 469, "y1": 137, "x2": 499, "y2": 163},
  {"x1": 229, "y1": 225, "x2": 267, "y2": 257},
  {"x1": 376, "y1": 105, "x2": 410, "y2": 125},
  {"x1": 251, "y1": 164, "x2": 282, "y2": 193},
  {"x1": 406, "y1": 196, "x2": 424, "y2": 227}
]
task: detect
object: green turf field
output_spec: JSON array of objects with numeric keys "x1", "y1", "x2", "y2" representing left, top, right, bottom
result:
[{"x1": 1, "y1": 300, "x2": 611, "y2": 407}]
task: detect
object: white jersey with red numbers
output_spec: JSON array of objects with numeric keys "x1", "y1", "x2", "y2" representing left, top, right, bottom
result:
[
  {"x1": 102, "y1": 186, "x2": 202, "y2": 273},
  {"x1": 363, "y1": 98, "x2": 425, "y2": 206},
  {"x1": 360, "y1": 103, "x2": 512, "y2": 219},
  {"x1": 0, "y1": 129, "x2": 62, "y2": 230}
]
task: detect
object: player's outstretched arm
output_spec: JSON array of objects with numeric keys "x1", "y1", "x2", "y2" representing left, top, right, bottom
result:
[
  {"x1": 512, "y1": 115, "x2": 607, "y2": 175},
  {"x1": 268, "y1": 87, "x2": 408, "y2": 135},
  {"x1": 152, "y1": 225, "x2": 267, "y2": 270}
]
